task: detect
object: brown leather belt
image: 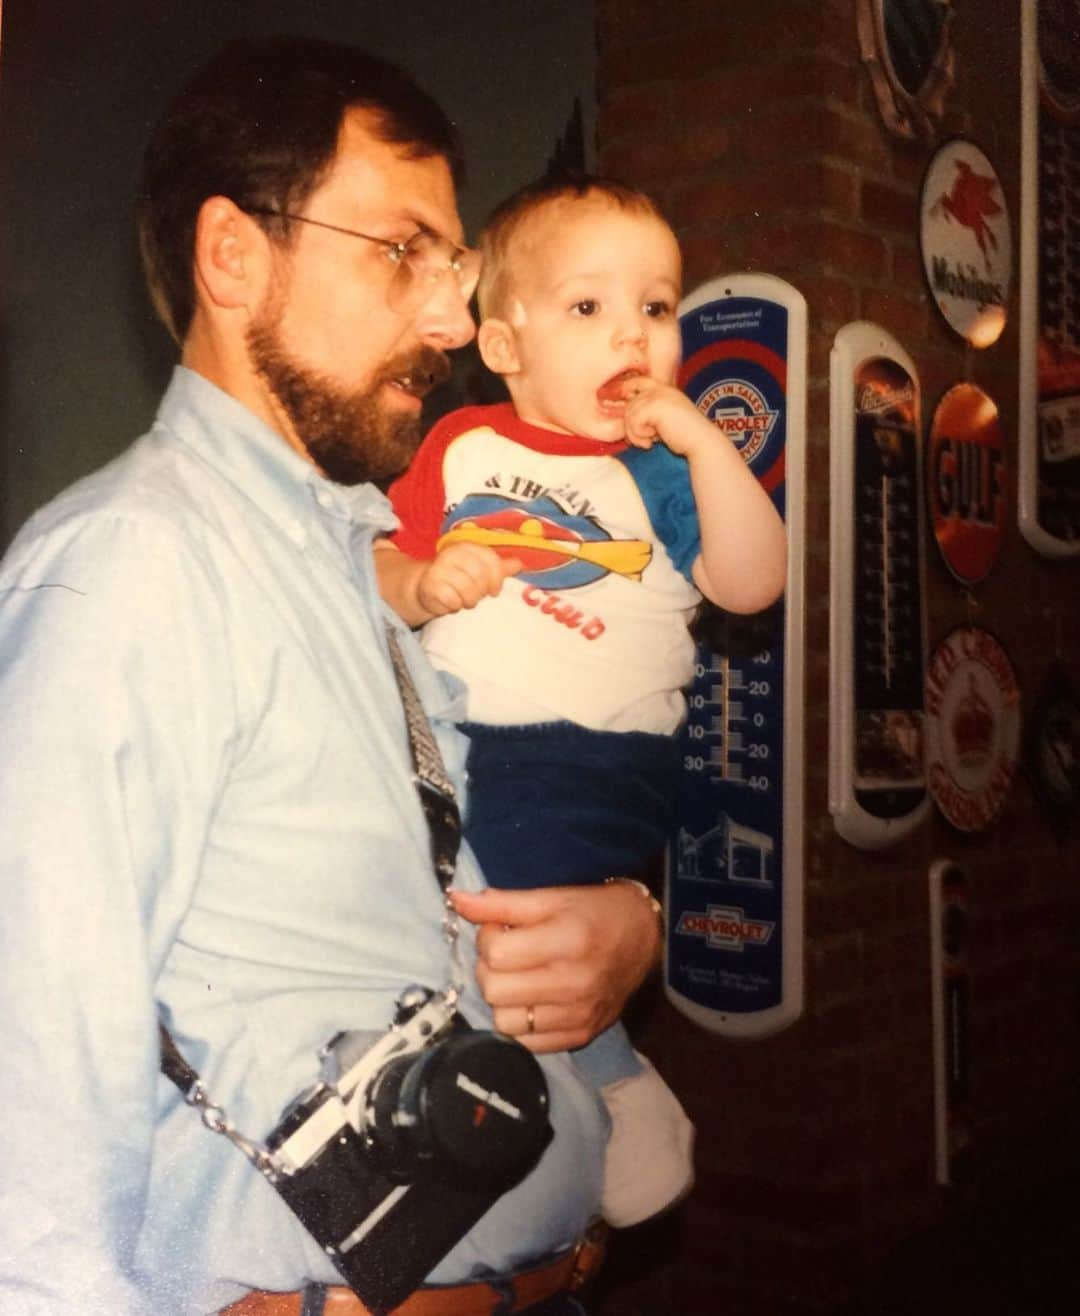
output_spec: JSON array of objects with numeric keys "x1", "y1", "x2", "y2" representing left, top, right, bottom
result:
[{"x1": 221, "y1": 1222, "x2": 607, "y2": 1316}]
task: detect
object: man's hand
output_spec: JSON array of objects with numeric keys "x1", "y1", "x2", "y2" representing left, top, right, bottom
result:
[
  {"x1": 417, "y1": 541, "x2": 521, "y2": 618},
  {"x1": 449, "y1": 882, "x2": 662, "y2": 1054}
]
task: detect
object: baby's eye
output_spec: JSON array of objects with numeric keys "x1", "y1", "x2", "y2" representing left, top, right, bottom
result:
[
  {"x1": 570, "y1": 299, "x2": 600, "y2": 317},
  {"x1": 643, "y1": 300, "x2": 673, "y2": 318}
]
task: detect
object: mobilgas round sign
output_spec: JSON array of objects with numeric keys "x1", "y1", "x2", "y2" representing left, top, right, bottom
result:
[{"x1": 920, "y1": 139, "x2": 1011, "y2": 348}]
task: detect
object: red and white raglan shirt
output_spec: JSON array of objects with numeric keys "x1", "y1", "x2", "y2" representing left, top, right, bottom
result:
[{"x1": 388, "y1": 403, "x2": 702, "y2": 735}]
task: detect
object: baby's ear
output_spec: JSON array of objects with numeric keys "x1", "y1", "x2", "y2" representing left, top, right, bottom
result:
[{"x1": 477, "y1": 319, "x2": 520, "y2": 376}]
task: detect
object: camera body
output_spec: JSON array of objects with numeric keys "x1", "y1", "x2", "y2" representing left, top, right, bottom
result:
[{"x1": 264, "y1": 986, "x2": 553, "y2": 1315}]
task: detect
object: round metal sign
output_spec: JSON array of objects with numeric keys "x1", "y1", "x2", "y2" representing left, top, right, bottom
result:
[
  {"x1": 857, "y1": 0, "x2": 956, "y2": 140},
  {"x1": 920, "y1": 139, "x2": 1011, "y2": 348},
  {"x1": 927, "y1": 383, "x2": 1007, "y2": 585},
  {"x1": 925, "y1": 626, "x2": 1021, "y2": 832}
]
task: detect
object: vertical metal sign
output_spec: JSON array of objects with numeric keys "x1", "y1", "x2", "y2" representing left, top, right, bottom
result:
[
  {"x1": 665, "y1": 274, "x2": 806, "y2": 1038},
  {"x1": 1019, "y1": 0, "x2": 1080, "y2": 556},
  {"x1": 829, "y1": 323, "x2": 931, "y2": 849},
  {"x1": 930, "y1": 858, "x2": 971, "y2": 1185}
]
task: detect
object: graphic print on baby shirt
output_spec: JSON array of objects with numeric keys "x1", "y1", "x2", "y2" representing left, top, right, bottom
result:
[{"x1": 436, "y1": 492, "x2": 652, "y2": 591}]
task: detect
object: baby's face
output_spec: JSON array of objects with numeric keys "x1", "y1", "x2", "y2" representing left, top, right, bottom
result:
[{"x1": 499, "y1": 198, "x2": 682, "y2": 441}]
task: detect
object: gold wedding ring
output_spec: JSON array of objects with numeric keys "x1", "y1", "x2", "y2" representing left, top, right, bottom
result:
[{"x1": 526, "y1": 1004, "x2": 536, "y2": 1033}]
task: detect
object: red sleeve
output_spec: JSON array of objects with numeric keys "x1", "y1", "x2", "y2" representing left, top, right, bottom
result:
[{"x1": 386, "y1": 410, "x2": 465, "y2": 559}]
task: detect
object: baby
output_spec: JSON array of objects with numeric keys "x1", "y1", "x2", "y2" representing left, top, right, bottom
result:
[{"x1": 377, "y1": 176, "x2": 786, "y2": 1226}]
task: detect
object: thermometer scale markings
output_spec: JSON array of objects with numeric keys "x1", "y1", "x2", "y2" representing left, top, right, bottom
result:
[
  {"x1": 686, "y1": 651, "x2": 774, "y2": 788},
  {"x1": 881, "y1": 472, "x2": 894, "y2": 691}
]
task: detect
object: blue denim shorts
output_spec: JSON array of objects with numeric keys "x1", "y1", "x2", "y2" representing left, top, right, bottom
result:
[{"x1": 462, "y1": 720, "x2": 678, "y2": 890}]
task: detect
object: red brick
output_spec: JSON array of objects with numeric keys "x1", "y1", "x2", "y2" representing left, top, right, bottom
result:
[
  {"x1": 678, "y1": 230, "x2": 744, "y2": 286},
  {"x1": 796, "y1": 271, "x2": 858, "y2": 325},
  {"x1": 741, "y1": 103, "x2": 883, "y2": 172},
  {"x1": 811, "y1": 52, "x2": 868, "y2": 110},
  {"x1": 806, "y1": 998, "x2": 864, "y2": 1050},
  {"x1": 672, "y1": 160, "x2": 821, "y2": 227},
  {"x1": 860, "y1": 286, "x2": 930, "y2": 343},
  {"x1": 591, "y1": 10, "x2": 1080, "y2": 1316},
  {"x1": 668, "y1": 55, "x2": 852, "y2": 126},
  {"x1": 598, "y1": 23, "x2": 736, "y2": 88},
  {"x1": 727, "y1": 2, "x2": 829, "y2": 55},
  {"x1": 601, "y1": 118, "x2": 733, "y2": 182},
  {"x1": 743, "y1": 217, "x2": 890, "y2": 278},
  {"x1": 811, "y1": 935, "x2": 864, "y2": 1002},
  {"x1": 670, "y1": 160, "x2": 856, "y2": 229},
  {"x1": 891, "y1": 241, "x2": 925, "y2": 286},
  {"x1": 824, "y1": 106, "x2": 896, "y2": 170},
  {"x1": 861, "y1": 176, "x2": 919, "y2": 232},
  {"x1": 751, "y1": 102, "x2": 830, "y2": 160},
  {"x1": 821, "y1": 162, "x2": 860, "y2": 218},
  {"x1": 597, "y1": 82, "x2": 672, "y2": 145},
  {"x1": 892, "y1": 139, "x2": 936, "y2": 188},
  {"x1": 596, "y1": 0, "x2": 730, "y2": 47},
  {"x1": 806, "y1": 382, "x2": 832, "y2": 432}
]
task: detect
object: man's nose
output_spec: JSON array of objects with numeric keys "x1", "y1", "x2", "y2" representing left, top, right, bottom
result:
[{"x1": 416, "y1": 275, "x2": 476, "y2": 350}]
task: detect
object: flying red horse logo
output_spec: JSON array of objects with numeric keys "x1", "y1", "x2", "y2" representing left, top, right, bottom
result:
[{"x1": 933, "y1": 160, "x2": 1002, "y2": 271}]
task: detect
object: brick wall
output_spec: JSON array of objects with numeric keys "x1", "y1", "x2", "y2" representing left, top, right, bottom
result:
[{"x1": 593, "y1": 3, "x2": 1080, "y2": 1312}]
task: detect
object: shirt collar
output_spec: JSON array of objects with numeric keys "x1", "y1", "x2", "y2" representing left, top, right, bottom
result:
[{"x1": 155, "y1": 366, "x2": 399, "y2": 544}]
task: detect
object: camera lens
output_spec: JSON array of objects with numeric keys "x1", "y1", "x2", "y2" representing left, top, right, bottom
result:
[{"x1": 371, "y1": 1032, "x2": 552, "y2": 1190}]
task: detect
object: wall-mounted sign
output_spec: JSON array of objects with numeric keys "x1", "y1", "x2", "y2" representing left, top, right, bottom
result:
[
  {"x1": 856, "y1": 0, "x2": 955, "y2": 141},
  {"x1": 1024, "y1": 662, "x2": 1080, "y2": 837},
  {"x1": 927, "y1": 384, "x2": 1007, "y2": 586},
  {"x1": 829, "y1": 323, "x2": 930, "y2": 849},
  {"x1": 667, "y1": 273, "x2": 806, "y2": 1039},
  {"x1": 925, "y1": 626, "x2": 1021, "y2": 832},
  {"x1": 1018, "y1": 0, "x2": 1080, "y2": 555},
  {"x1": 930, "y1": 858, "x2": 972, "y2": 1187},
  {"x1": 921, "y1": 139, "x2": 1011, "y2": 348}
]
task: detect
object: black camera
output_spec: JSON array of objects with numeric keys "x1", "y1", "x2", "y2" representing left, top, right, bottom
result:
[{"x1": 263, "y1": 986, "x2": 553, "y2": 1315}]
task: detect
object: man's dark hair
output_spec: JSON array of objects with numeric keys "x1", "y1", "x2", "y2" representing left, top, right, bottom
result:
[{"x1": 137, "y1": 35, "x2": 464, "y2": 343}]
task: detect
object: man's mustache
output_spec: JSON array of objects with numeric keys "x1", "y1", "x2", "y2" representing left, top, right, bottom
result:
[{"x1": 384, "y1": 346, "x2": 452, "y2": 399}]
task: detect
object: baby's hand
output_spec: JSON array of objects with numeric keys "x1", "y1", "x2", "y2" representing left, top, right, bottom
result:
[
  {"x1": 620, "y1": 378, "x2": 715, "y2": 458},
  {"x1": 417, "y1": 541, "x2": 521, "y2": 617}
]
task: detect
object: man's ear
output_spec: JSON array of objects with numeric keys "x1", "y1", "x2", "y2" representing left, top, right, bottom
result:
[
  {"x1": 477, "y1": 318, "x2": 521, "y2": 377},
  {"x1": 192, "y1": 196, "x2": 269, "y2": 314}
]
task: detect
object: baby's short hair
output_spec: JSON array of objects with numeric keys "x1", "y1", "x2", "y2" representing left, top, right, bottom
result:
[{"x1": 476, "y1": 173, "x2": 668, "y2": 320}]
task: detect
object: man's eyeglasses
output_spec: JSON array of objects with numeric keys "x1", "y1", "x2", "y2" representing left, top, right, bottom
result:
[{"x1": 243, "y1": 207, "x2": 481, "y2": 312}]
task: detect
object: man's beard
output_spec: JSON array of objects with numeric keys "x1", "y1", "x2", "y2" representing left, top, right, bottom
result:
[{"x1": 246, "y1": 303, "x2": 450, "y2": 487}]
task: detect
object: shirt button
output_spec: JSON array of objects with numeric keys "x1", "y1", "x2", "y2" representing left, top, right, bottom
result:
[{"x1": 315, "y1": 488, "x2": 334, "y2": 510}]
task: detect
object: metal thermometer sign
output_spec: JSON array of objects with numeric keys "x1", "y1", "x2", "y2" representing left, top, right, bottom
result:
[
  {"x1": 666, "y1": 274, "x2": 806, "y2": 1038},
  {"x1": 829, "y1": 322, "x2": 931, "y2": 848}
]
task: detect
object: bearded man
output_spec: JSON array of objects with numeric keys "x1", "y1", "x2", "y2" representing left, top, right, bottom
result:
[{"x1": 0, "y1": 36, "x2": 661, "y2": 1316}]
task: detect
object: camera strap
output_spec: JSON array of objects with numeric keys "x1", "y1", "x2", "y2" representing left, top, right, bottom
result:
[
  {"x1": 382, "y1": 621, "x2": 462, "y2": 894},
  {"x1": 157, "y1": 620, "x2": 467, "y2": 1149},
  {"x1": 383, "y1": 621, "x2": 469, "y2": 1001}
]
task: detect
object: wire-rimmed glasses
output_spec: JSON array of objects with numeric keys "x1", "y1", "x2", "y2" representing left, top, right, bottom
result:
[{"x1": 243, "y1": 206, "x2": 481, "y2": 312}]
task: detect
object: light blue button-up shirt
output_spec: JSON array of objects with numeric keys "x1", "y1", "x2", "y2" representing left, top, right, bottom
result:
[{"x1": 0, "y1": 368, "x2": 606, "y2": 1315}]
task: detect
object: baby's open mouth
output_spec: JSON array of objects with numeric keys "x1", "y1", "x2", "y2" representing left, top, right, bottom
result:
[{"x1": 596, "y1": 367, "x2": 647, "y2": 406}]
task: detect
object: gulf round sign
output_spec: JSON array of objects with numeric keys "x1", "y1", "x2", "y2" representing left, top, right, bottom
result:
[{"x1": 927, "y1": 383, "x2": 1007, "y2": 586}]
